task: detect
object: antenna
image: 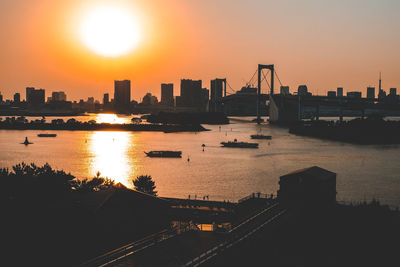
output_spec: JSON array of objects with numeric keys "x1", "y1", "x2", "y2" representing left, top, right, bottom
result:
[{"x1": 379, "y1": 72, "x2": 382, "y2": 91}]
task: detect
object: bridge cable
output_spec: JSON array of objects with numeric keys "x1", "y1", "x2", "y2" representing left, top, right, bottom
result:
[{"x1": 274, "y1": 69, "x2": 284, "y2": 87}]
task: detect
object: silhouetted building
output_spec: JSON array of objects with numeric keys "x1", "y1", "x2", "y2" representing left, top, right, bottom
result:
[
  {"x1": 277, "y1": 166, "x2": 336, "y2": 207},
  {"x1": 26, "y1": 87, "x2": 34, "y2": 102},
  {"x1": 337, "y1": 87, "x2": 343, "y2": 97},
  {"x1": 0, "y1": 92, "x2": 3, "y2": 102},
  {"x1": 142, "y1": 93, "x2": 158, "y2": 105},
  {"x1": 114, "y1": 80, "x2": 131, "y2": 111},
  {"x1": 378, "y1": 89, "x2": 386, "y2": 101},
  {"x1": 327, "y1": 91, "x2": 336, "y2": 97},
  {"x1": 28, "y1": 88, "x2": 45, "y2": 106},
  {"x1": 161, "y1": 83, "x2": 174, "y2": 106},
  {"x1": 280, "y1": 86, "x2": 290, "y2": 95},
  {"x1": 13, "y1": 93, "x2": 20, "y2": 103},
  {"x1": 103, "y1": 93, "x2": 109, "y2": 104},
  {"x1": 367, "y1": 87, "x2": 375, "y2": 99},
  {"x1": 51, "y1": 91, "x2": 67, "y2": 102},
  {"x1": 347, "y1": 91, "x2": 362, "y2": 98},
  {"x1": 389, "y1": 88, "x2": 397, "y2": 96},
  {"x1": 298, "y1": 85, "x2": 311, "y2": 96},
  {"x1": 224, "y1": 86, "x2": 268, "y2": 116},
  {"x1": 177, "y1": 79, "x2": 208, "y2": 111},
  {"x1": 210, "y1": 79, "x2": 226, "y2": 112}
]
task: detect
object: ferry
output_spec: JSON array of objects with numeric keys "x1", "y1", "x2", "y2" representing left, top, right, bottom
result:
[
  {"x1": 144, "y1": 151, "x2": 182, "y2": 158},
  {"x1": 250, "y1": 134, "x2": 272, "y2": 140},
  {"x1": 221, "y1": 139, "x2": 258, "y2": 148},
  {"x1": 37, "y1": 133, "x2": 57, "y2": 137}
]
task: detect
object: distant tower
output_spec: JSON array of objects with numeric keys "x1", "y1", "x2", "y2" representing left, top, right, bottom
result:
[{"x1": 379, "y1": 72, "x2": 382, "y2": 91}]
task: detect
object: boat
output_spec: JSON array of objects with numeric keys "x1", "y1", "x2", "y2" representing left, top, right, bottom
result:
[
  {"x1": 250, "y1": 134, "x2": 272, "y2": 140},
  {"x1": 21, "y1": 137, "x2": 33, "y2": 145},
  {"x1": 144, "y1": 151, "x2": 182, "y2": 158},
  {"x1": 37, "y1": 133, "x2": 57, "y2": 137},
  {"x1": 221, "y1": 139, "x2": 258, "y2": 148}
]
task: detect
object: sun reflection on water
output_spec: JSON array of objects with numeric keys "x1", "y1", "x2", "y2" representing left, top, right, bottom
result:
[
  {"x1": 94, "y1": 113, "x2": 131, "y2": 124},
  {"x1": 88, "y1": 131, "x2": 138, "y2": 186}
]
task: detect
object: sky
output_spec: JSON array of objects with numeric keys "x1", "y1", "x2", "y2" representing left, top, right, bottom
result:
[{"x1": 0, "y1": 0, "x2": 399, "y2": 101}]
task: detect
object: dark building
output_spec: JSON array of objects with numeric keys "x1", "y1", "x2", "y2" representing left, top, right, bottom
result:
[
  {"x1": 0, "y1": 92, "x2": 3, "y2": 102},
  {"x1": 177, "y1": 79, "x2": 208, "y2": 111},
  {"x1": 347, "y1": 91, "x2": 362, "y2": 98},
  {"x1": 210, "y1": 79, "x2": 226, "y2": 112},
  {"x1": 27, "y1": 88, "x2": 45, "y2": 106},
  {"x1": 142, "y1": 93, "x2": 158, "y2": 105},
  {"x1": 26, "y1": 87, "x2": 34, "y2": 102},
  {"x1": 327, "y1": 91, "x2": 336, "y2": 97},
  {"x1": 103, "y1": 93, "x2": 109, "y2": 104},
  {"x1": 161, "y1": 83, "x2": 174, "y2": 106},
  {"x1": 378, "y1": 89, "x2": 386, "y2": 101},
  {"x1": 223, "y1": 86, "x2": 268, "y2": 116},
  {"x1": 277, "y1": 166, "x2": 336, "y2": 207},
  {"x1": 13, "y1": 93, "x2": 20, "y2": 103},
  {"x1": 389, "y1": 88, "x2": 397, "y2": 96},
  {"x1": 280, "y1": 86, "x2": 290, "y2": 95},
  {"x1": 114, "y1": 80, "x2": 131, "y2": 111},
  {"x1": 51, "y1": 91, "x2": 66, "y2": 102},
  {"x1": 298, "y1": 85, "x2": 311, "y2": 96},
  {"x1": 337, "y1": 87, "x2": 343, "y2": 97},
  {"x1": 367, "y1": 87, "x2": 375, "y2": 99}
]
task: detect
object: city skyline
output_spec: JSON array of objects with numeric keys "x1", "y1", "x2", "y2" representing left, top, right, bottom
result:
[{"x1": 1, "y1": 0, "x2": 400, "y2": 100}]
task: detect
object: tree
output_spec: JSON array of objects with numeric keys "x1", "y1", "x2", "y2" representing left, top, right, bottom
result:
[{"x1": 132, "y1": 175, "x2": 157, "y2": 196}]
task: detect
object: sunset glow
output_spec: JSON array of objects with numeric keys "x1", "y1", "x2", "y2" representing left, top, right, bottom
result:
[{"x1": 79, "y1": 5, "x2": 141, "y2": 57}]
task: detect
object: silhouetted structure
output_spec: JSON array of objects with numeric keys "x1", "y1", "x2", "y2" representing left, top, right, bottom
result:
[
  {"x1": 114, "y1": 80, "x2": 131, "y2": 112},
  {"x1": 280, "y1": 86, "x2": 290, "y2": 95},
  {"x1": 278, "y1": 166, "x2": 336, "y2": 207},
  {"x1": 13, "y1": 93, "x2": 20, "y2": 103},
  {"x1": 103, "y1": 93, "x2": 109, "y2": 104},
  {"x1": 298, "y1": 85, "x2": 311, "y2": 96},
  {"x1": 337, "y1": 87, "x2": 343, "y2": 97},
  {"x1": 161, "y1": 83, "x2": 174, "y2": 106},
  {"x1": 26, "y1": 87, "x2": 45, "y2": 107},
  {"x1": 367, "y1": 87, "x2": 375, "y2": 99},
  {"x1": 51, "y1": 91, "x2": 66, "y2": 102},
  {"x1": 176, "y1": 79, "x2": 208, "y2": 111},
  {"x1": 327, "y1": 91, "x2": 336, "y2": 97},
  {"x1": 210, "y1": 78, "x2": 226, "y2": 112}
]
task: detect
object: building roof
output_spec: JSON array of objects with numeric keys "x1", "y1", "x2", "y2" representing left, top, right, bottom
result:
[{"x1": 280, "y1": 166, "x2": 336, "y2": 183}]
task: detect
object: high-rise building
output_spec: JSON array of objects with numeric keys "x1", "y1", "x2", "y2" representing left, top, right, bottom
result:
[
  {"x1": 347, "y1": 91, "x2": 362, "y2": 98},
  {"x1": 390, "y1": 88, "x2": 397, "y2": 96},
  {"x1": 14, "y1": 93, "x2": 21, "y2": 103},
  {"x1": 210, "y1": 79, "x2": 226, "y2": 112},
  {"x1": 103, "y1": 93, "x2": 110, "y2": 104},
  {"x1": 26, "y1": 87, "x2": 34, "y2": 102},
  {"x1": 367, "y1": 87, "x2": 375, "y2": 99},
  {"x1": 114, "y1": 80, "x2": 131, "y2": 111},
  {"x1": 28, "y1": 88, "x2": 45, "y2": 106},
  {"x1": 0, "y1": 92, "x2": 3, "y2": 102},
  {"x1": 51, "y1": 91, "x2": 67, "y2": 102},
  {"x1": 337, "y1": 87, "x2": 343, "y2": 97},
  {"x1": 280, "y1": 86, "x2": 290, "y2": 95},
  {"x1": 161, "y1": 83, "x2": 174, "y2": 106},
  {"x1": 180, "y1": 79, "x2": 202, "y2": 107}
]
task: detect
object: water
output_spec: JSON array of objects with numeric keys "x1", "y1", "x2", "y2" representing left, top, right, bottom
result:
[{"x1": 1, "y1": 114, "x2": 399, "y2": 207}]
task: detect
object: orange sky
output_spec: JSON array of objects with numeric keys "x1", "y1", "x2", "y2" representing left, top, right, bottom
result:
[{"x1": 0, "y1": 0, "x2": 399, "y2": 101}]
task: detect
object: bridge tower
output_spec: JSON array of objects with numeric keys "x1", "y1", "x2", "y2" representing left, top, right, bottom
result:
[{"x1": 257, "y1": 64, "x2": 274, "y2": 124}]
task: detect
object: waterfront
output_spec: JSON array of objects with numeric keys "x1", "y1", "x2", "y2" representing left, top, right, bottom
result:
[{"x1": 1, "y1": 114, "x2": 399, "y2": 207}]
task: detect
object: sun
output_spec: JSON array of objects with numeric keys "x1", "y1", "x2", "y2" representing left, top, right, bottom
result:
[{"x1": 79, "y1": 5, "x2": 141, "y2": 57}]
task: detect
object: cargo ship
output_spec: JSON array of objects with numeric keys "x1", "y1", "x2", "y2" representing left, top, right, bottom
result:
[
  {"x1": 144, "y1": 151, "x2": 182, "y2": 158},
  {"x1": 221, "y1": 139, "x2": 258, "y2": 148}
]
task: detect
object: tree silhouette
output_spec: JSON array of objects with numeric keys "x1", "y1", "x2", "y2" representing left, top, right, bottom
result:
[{"x1": 132, "y1": 175, "x2": 157, "y2": 196}]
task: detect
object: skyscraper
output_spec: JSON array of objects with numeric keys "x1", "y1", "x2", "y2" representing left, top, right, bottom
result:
[
  {"x1": 210, "y1": 79, "x2": 225, "y2": 112},
  {"x1": 161, "y1": 83, "x2": 174, "y2": 106},
  {"x1": 114, "y1": 80, "x2": 131, "y2": 111},
  {"x1": 367, "y1": 87, "x2": 375, "y2": 99},
  {"x1": 103, "y1": 93, "x2": 110, "y2": 104},
  {"x1": 51, "y1": 91, "x2": 67, "y2": 102},
  {"x1": 337, "y1": 87, "x2": 343, "y2": 97},
  {"x1": 26, "y1": 88, "x2": 45, "y2": 106}
]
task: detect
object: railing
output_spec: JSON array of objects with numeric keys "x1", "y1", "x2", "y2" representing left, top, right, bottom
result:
[
  {"x1": 238, "y1": 192, "x2": 275, "y2": 203},
  {"x1": 80, "y1": 222, "x2": 196, "y2": 267},
  {"x1": 183, "y1": 203, "x2": 287, "y2": 267}
]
